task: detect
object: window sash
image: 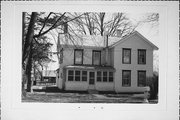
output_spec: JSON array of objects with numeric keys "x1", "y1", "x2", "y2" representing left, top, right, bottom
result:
[
  {"x1": 74, "y1": 49, "x2": 83, "y2": 64},
  {"x1": 122, "y1": 70, "x2": 131, "y2": 86},
  {"x1": 103, "y1": 71, "x2": 108, "y2": 82},
  {"x1": 92, "y1": 50, "x2": 101, "y2": 65},
  {"x1": 97, "y1": 71, "x2": 102, "y2": 82},
  {"x1": 82, "y1": 71, "x2": 87, "y2": 81},
  {"x1": 68, "y1": 70, "x2": 74, "y2": 81},
  {"x1": 138, "y1": 49, "x2": 146, "y2": 64},
  {"x1": 122, "y1": 48, "x2": 131, "y2": 64},
  {"x1": 75, "y1": 70, "x2": 81, "y2": 81},
  {"x1": 109, "y1": 72, "x2": 113, "y2": 82}
]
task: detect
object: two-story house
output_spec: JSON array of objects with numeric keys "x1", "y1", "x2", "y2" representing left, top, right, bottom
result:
[{"x1": 56, "y1": 31, "x2": 158, "y2": 93}]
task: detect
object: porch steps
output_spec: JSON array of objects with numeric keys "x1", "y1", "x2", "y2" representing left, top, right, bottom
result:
[{"x1": 88, "y1": 89, "x2": 99, "y2": 94}]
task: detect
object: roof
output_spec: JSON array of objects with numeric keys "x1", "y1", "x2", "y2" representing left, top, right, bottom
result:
[
  {"x1": 59, "y1": 31, "x2": 158, "y2": 50},
  {"x1": 64, "y1": 65, "x2": 115, "y2": 71},
  {"x1": 59, "y1": 34, "x2": 120, "y2": 47},
  {"x1": 109, "y1": 31, "x2": 159, "y2": 50}
]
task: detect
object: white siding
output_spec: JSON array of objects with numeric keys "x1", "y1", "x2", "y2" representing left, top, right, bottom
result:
[{"x1": 113, "y1": 34, "x2": 154, "y2": 93}]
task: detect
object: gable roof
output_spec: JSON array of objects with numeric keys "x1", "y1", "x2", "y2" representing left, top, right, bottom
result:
[
  {"x1": 109, "y1": 31, "x2": 159, "y2": 50},
  {"x1": 59, "y1": 31, "x2": 158, "y2": 50},
  {"x1": 59, "y1": 34, "x2": 120, "y2": 48}
]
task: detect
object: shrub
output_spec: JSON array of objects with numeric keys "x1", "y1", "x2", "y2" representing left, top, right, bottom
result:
[{"x1": 146, "y1": 73, "x2": 158, "y2": 100}]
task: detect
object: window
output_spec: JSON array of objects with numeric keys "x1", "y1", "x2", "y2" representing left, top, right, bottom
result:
[
  {"x1": 68, "y1": 70, "x2": 74, "y2": 81},
  {"x1": 82, "y1": 71, "x2": 87, "y2": 81},
  {"x1": 122, "y1": 70, "x2": 131, "y2": 87},
  {"x1": 138, "y1": 71, "x2": 146, "y2": 87},
  {"x1": 109, "y1": 72, "x2": 114, "y2": 82},
  {"x1": 75, "y1": 70, "x2": 81, "y2": 81},
  {"x1": 122, "y1": 48, "x2": 131, "y2": 64},
  {"x1": 138, "y1": 49, "x2": 146, "y2": 64},
  {"x1": 97, "y1": 71, "x2": 102, "y2": 82},
  {"x1": 92, "y1": 50, "x2": 101, "y2": 65},
  {"x1": 103, "y1": 71, "x2": 108, "y2": 82},
  {"x1": 74, "y1": 49, "x2": 83, "y2": 65}
]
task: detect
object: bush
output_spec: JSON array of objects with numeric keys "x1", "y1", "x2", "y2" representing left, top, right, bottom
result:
[{"x1": 146, "y1": 73, "x2": 158, "y2": 100}]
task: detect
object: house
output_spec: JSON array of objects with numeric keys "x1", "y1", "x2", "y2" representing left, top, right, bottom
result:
[{"x1": 56, "y1": 31, "x2": 158, "y2": 93}]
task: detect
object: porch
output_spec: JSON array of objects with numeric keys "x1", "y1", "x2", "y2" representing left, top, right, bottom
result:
[{"x1": 64, "y1": 65, "x2": 116, "y2": 91}]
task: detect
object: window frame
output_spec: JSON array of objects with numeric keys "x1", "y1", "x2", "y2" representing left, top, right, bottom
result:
[
  {"x1": 103, "y1": 71, "x2": 108, "y2": 82},
  {"x1": 122, "y1": 48, "x2": 131, "y2": 64},
  {"x1": 75, "y1": 70, "x2": 81, "y2": 81},
  {"x1": 92, "y1": 50, "x2": 101, "y2": 65},
  {"x1": 74, "y1": 49, "x2": 83, "y2": 65},
  {"x1": 109, "y1": 72, "x2": 114, "y2": 82},
  {"x1": 122, "y1": 70, "x2": 131, "y2": 87},
  {"x1": 137, "y1": 70, "x2": 146, "y2": 87},
  {"x1": 96, "y1": 71, "x2": 102, "y2": 82},
  {"x1": 82, "y1": 71, "x2": 88, "y2": 81},
  {"x1": 68, "y1": 70, "x2": 74, "y2": 81},
  {"x1": 138, "y1": 49, "x2": 146, "y2": 64}
]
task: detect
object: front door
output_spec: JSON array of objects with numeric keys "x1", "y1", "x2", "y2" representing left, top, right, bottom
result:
[{"x1": 89, "y1": 72, "x2": 95, "y2": 85}]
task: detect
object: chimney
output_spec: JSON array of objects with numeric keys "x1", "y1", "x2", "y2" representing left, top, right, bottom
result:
[
  {"x1": 116, "y1": 29, "x2": 121, "y2": 37},
  {"x1": 104, "y1": 31, "x2": 109, "y2": 47},
  {"x1": 103, "y1": 31, "x2": 109, "y2": 65}
]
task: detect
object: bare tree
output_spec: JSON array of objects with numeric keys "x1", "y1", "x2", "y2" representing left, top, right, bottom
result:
[
  {"x1": 69, "y1": 12, "x2": 137, "y2": 37},
  {"x1": 22, "y1": 12, "x2": 84, "y2": 94}
]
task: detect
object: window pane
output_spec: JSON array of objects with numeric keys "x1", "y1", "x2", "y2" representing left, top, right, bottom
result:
[
  {"x1": 75, "y1": 71, "x2": 80, "y2": 81},
  {"x1": 93, "y1": 51, "x2": 101, "y2": 65},
  {"x1": 82, "y1": 71, "x2": 87, "y2": 76},
  {"x1": 68, "y1": 76, "x2": 73, "y2": 81},
  {"x1": 122, "y1": 70, "x2": 131, "y2": 86},
  {"x1": 138, "y1": 50, "x2": 146, "y2": 64},
  {"x1": 68, "y1": 70, "x2": 73, "y2": 75},
  {"x1": 97, "y1": 71, "x2": 102, "y2": 82},
  {"x1": 75, "y1": 50, "x2": 83, "y2": 64},
  {"x1": 68, "y1": 70, "x2": 74, "y2": 81},
  {"x1": 109, "y1": 72, "x2": 113, "y2": 82},
  {"x1": 103, "y1": 71, "x2": 107, "y2": 82},
  {"x1": 82, "y1": 71, "x2": 87, "y2": 81},
  {"x1": 123, "y1": 49, "x2": 131, "y2": 64}
]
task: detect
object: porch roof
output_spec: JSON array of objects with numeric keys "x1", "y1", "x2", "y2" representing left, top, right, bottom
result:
[{"x1": 64, "y1": 65, "x2": 115, "y2": 71}]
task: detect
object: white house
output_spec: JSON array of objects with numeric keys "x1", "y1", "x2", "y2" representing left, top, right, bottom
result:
[{"x1": 56, "y1": 31, "x2": 158, "y2": 93}]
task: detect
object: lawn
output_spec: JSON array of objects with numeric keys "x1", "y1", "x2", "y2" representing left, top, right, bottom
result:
[{"x1": 22, "y1": 87, "x2": 158, "y2": 103}]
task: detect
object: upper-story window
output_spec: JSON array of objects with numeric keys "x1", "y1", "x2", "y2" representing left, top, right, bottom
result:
[
  {"x1": 92, "y1": 50, "x2": 101, "y2": 65},
  {"x1": 138, "y1": 49, "x2": 146, "y2": 64},
  {"x1": 122, "y1": 48, "x2": 131, "y2": 64},
  {"x1": 74, "y1": 49, "x2": 83, "y2": 65}
]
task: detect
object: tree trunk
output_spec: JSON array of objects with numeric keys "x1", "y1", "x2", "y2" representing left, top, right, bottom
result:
[
  {"x1": 23, "y1": 12, "x2": 38, "y2": 92},
  {"x1": 26, "y1": 44, "x2": 33, "y2": 92}
]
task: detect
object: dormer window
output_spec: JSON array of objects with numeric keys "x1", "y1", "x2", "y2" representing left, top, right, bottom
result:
[{"x1": 74, "y1": 49, "x2": 83, "y2": 65}]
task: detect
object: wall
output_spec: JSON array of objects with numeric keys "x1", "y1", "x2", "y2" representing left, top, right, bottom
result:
[
  {"x1": 64, "y1": 69, "x2": 115, "y2": 91},
  {"x1": 113, "y1": 34, "x2": 154, "y2": 93},
  {"x1": 56, "y1": 46, "x2": 105, "y2": 90}
]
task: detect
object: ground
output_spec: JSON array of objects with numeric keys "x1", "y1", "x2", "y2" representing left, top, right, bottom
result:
[{"x1": 22, "y1": 86, "x2": 158, "y2": 103}]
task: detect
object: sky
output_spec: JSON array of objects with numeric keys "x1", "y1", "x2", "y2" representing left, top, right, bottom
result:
[{"x1": 44, "y1": 13, "x2": 159, "y2": 72}]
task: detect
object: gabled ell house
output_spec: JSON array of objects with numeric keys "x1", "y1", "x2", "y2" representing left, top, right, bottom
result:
[{"x1": 56, "y1": 31, "x2": 158, "y2": 93}]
